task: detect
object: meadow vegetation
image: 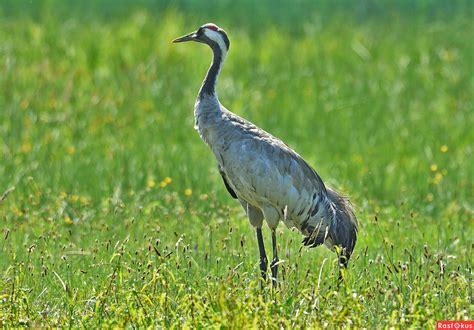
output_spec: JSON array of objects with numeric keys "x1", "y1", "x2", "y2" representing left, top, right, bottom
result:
[{"x1": 0, "y1": 1, "x2": 472, "y2": 327}]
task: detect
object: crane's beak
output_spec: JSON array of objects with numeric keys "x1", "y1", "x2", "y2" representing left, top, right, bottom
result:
[{"x1": 172, "y1": 31, "x2": 198, "y2": 43}]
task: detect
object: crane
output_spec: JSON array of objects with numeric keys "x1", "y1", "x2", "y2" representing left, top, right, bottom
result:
[{"x1": 173, "y1": 23, "x2": 358, "y2": 286}]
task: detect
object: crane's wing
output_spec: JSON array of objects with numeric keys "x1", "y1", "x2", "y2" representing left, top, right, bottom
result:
[
  {"x1": 216, "y1": 113, "x2": 328, "y2": 217},
  {"x1": 218, "y1": 166, "x2": 238, "y2": 199},
  {"x1": 250, "y1": 137, "x2": 327, "y2": 198},
  {"x1": 223, "y1": 110, "x2": 326, "y2": 194}
]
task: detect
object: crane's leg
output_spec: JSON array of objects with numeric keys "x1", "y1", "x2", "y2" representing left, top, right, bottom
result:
[
  {"x1": 261, "y1": 206, "x2": 280, "y2": 288},
  {"x1": 270, "y1": 229, "x2": 279, "y2": 288},
  {"x1": 256, "y1": 227, "x2": 268, "y2": 282},
  {"x1": 238, "y1": 200, "x2": 267, "y2": 284}
]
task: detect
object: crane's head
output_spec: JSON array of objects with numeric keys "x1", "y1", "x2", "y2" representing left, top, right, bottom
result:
[{"x1": 173, "y1": 23, "x2": 230, "y2": 54}]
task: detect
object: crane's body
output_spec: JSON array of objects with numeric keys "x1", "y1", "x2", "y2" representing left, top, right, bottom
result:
[
  {"x1": 198, "y1": 98, "x2": 331, "y2": 238},
  {"x1": 174, "y1": 23, "x2": 358, "y2": 285}
]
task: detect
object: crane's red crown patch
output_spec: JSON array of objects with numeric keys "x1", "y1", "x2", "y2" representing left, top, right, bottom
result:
[{"x1": 204, "y1": 23, "x2": 219, "y2": 31}]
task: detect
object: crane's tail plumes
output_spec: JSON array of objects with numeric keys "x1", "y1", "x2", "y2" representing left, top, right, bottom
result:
[{"x1": 326, "y1": 187, "x2": 358, "y2": 268}]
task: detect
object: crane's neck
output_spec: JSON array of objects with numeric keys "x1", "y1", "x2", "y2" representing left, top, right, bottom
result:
[
  {"x1": 199, "y1": 44, "x2": 227, "y2": 100},
  {"x1": 195, "y1": 41, "x2": 228, "y2": 145}
]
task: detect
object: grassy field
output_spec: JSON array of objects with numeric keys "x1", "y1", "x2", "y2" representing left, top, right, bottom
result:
[{"x1": 0, "y1": 1, "x2": 472, "y2": 327}]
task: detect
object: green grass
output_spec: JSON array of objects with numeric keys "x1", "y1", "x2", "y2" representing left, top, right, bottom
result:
[{"x1": 0, "y1": 1, "x2": 472, "y2": 327}]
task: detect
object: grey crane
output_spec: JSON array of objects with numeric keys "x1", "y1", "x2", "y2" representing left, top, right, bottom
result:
[{"x1": 173, "y1": 23, "x2": 358, "y2": 285}]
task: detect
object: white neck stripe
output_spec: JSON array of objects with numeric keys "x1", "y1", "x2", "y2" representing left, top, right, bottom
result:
[{"x1": 203, "y1": 29, "x2": 227, "y2": 58}]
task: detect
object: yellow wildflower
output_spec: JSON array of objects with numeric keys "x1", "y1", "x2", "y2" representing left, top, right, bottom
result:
[
  {"x1": 159, "y1": 177, "x2": 172, "y2": 188},
  {"x1": 184, "y1": 188, "x2": 192, "y2": 196},
  {"x1": 430, "y1": 164, "x2": 438, "y2": 172},
  {"x1": 440, "y1": 145, "x2": 448, "y2": 153},
  {"x1": 147, "y1": 179, "x2": 156, "y2": 188},
  {"x1": 67, "y1": 146, "x2": 76, "y2": 155},
  {"x1": 20, "y1": 142, "x2": 32, "y2": 153},
  {"x1": 12, "y1": 206, "x2": 23, "y2": 217},
  {"x1": 433, "y1": 172, "x2": 443, "y2": 185},
  {"x1": 64, "y1": 216, "x2": 73, "y2": 224}
]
